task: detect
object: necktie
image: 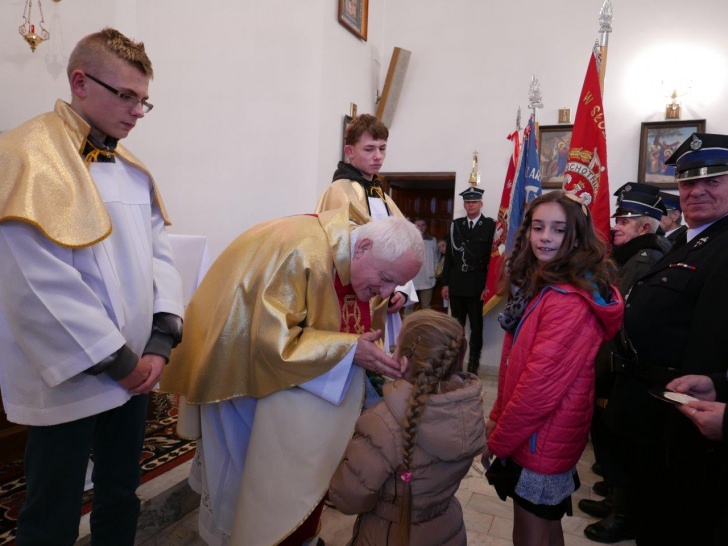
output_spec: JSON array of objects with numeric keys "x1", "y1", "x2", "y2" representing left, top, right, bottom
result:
[{"x1": 469, "y1": 221, "x2": 474, "y2": 230}]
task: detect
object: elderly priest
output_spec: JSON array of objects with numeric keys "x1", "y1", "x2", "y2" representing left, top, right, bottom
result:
[{"x1": 160, "y1": 205, "x2": 423, "y2": 546}]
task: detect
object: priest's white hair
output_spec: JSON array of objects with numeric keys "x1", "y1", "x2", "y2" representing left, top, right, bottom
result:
[{"x1": 356, "y1": 217, "x2": 424, "y2": 264}]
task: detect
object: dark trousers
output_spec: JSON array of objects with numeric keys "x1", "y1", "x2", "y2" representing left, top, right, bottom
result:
[
  {"x1": 592, "y1": 405, "x2": 631, "y2": 487},
  {"x1": 449, "y1": 295, "x2": 483, "y2": 361},
  {"x1": 608, "y1": 374, "x2": 728, "y2": 545},
  {"x1": 16, "y1": 394, "x2": 149, "y2": 546},
  {"x1": 628, "y1": 440, "x2": 728, "y2": 546}
]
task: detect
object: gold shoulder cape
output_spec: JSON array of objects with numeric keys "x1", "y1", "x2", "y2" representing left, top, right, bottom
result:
[
  {"x1": 160, "y1": 205, "x2": 374, "y2": 403},
  {"x1": 0, "y1": 100, "x2": 170, "y2": 248},
  {"x1": 315, "y1": 177, "x2": 404, "y2": 223}
]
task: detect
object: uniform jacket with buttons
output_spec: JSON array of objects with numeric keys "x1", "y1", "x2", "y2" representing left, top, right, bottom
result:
[
  {"x1": 611, "y1": 232, "x2": 672, "y2": 297},
  {"x1": 624, "y1": 215, "x2": 728, "y2": 376},
  {"x1": 609, "y1": 215, "x2": 728, "y2": 446},
  {"x1": 441, "y1": 214, "x2": 496, "y2": 298}
]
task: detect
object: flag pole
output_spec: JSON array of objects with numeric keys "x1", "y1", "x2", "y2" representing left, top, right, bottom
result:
[
  {"x1": 598, "y1": 0, "x2": 613, "y2": 94},
  {"x1": 481, "y1": 106, "x2": 524, "y2": 316},
  {"x1": 529, "y1": 75, "x2": 543, "y2": 139}
]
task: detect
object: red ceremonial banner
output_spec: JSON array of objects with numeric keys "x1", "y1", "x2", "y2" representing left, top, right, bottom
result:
[
  {"x1": 483, "y1": 129, "x2": 521, "y2": 315},
  {"x1": 562, "y1": 47, "x2": 611, "y2": 243}
]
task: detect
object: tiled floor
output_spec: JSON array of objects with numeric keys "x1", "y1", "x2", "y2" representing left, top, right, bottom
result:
[{"x1": 143, "y1": 374, "x2": 636, "y2": 546}]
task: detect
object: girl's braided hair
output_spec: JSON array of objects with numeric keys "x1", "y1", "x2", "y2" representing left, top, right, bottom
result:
[{"x1": 395, "y1": 310, "x2": 467, "y2": 544}]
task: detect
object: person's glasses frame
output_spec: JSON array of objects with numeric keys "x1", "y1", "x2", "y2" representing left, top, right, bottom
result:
[{"x1": 84, "y1": 72, "x2": 154, "y2": 113}]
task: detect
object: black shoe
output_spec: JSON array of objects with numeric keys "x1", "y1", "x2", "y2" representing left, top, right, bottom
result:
[
  {"x1": 592, "y1": 480, "x2": 609, "y2": 497},
  {"x1": 578, "y1": 497, "x2": 613, "y2": 519},
  {"x1": 467, "y1": 362, "x2": 479, "y2": 374},
  {"x1": 591, "y1": 462, "x2": 604, "y2": 476},
  {"x1": 583, "y1": 513, "x2": 635, "y2": 544}
]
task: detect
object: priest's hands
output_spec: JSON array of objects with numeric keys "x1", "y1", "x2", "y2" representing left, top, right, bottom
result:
[
  {"x1": 354, "y1": 329, "x2": 406, "y2": 379},
  {"x1": 118, "y1": 354, "x2": 166, "y2": 394},
  {"x1": 388, "y1": 292, "x2": 406, "y2": 314}
]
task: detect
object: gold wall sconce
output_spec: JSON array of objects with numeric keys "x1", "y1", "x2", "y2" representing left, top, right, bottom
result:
[
  {"x1": 662, "y1": 79, "x2": 691, "y2": 120},
  {"x1": 665, "y1": 90, "x2": 681, "y2": 119},
  {"x1": 19, "y1": 0, "x2": 59, "y2": 52}
]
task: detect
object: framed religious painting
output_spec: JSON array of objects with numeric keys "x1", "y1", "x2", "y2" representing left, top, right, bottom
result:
[
  {"x1": 538, "y1": 124, "x2": 573, "y2": 189},
  {"x1": 338, "y1": 0, "x2": 368, "y2": 41},
  {"x1": 638, "y1": 119, "x2": 706, "y2": 188}
]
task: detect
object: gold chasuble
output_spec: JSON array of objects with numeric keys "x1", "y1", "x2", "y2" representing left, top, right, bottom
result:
[
  {"x1": 160, "y1": 205, "x2": 375, "y2": 545},
  {"x1": 160, "y1": 204, "x2": 379, "y2": 402},
  {"x1": 0, "y1": 100, "x2": 170, "y2": 248}
]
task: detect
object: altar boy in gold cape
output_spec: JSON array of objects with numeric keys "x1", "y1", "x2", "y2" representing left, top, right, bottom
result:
[{"x1": 160, "y1": 205, "x2": 423, "y2": 546}]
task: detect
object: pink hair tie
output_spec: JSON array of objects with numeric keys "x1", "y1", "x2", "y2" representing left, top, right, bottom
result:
[{"x1": 400, "y1": 471, "x2": 412, "y2": 483}]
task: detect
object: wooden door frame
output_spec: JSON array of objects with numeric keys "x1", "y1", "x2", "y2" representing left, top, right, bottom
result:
[
  {"x1": 379, "y1": 171, "x2": 456, "y2": 311},
  {"x1": 380, "y1": 171, "x2": 456, "y2": 192}
]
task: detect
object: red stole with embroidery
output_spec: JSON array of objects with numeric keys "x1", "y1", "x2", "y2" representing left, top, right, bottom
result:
[{"x1": 334, "y1": 273, "x2": 371, "y2": 334}]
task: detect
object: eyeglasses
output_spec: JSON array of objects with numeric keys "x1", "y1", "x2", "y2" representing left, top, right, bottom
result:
[{"x1": 85, "y1": 73, "x2": 154, "y2": 113}]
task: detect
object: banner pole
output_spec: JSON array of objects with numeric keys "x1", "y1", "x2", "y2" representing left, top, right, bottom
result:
[{"x1": 598, "y1": 0, "x2": 613, "y2": 94}]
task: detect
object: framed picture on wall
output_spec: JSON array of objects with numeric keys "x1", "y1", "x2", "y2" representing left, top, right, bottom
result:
[
  {"x1": 338, "y1": 0, "x2": 368, "y2": 41},
  {"x1": 538, "y1": 124, "x2": 573, "y2": 189},
  {"x1": 638, "y1": 119, "x2": 706, "y2": 188}
]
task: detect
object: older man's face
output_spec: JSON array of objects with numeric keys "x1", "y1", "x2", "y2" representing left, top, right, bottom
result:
[
  {"x1": 349, "y1": 238, "x2": 421, "y2": 301},
  {"x1": 678, "y1": 174, "x2": 728, "y2": 228},
  {"x1": 660, "y1": 208, "x2": 681, "y2": 232},
  {"x1": 612, "y1": 216, "x2": 648, "y2": 247}
]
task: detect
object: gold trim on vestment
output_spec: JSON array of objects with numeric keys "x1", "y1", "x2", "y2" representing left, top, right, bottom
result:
[
  {"x1": 0, "y1": 100, "x2": 170, "y2": 248},
  {"x1": 315, "y1": 177, "x2": 404, "y2": 224}
]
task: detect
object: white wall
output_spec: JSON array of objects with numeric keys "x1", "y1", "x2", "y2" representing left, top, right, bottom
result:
[
  {"x1": 380, "y1": 0, "x2": 728, "y2": 218},
  {"x1": 3, "y1": 0, "x2": 728, "y2": 371},
  {"x1": 1, "y1": 0, "x2": 385, "y2": 258},
  {"x1": 376, "y1": 0, "x2": 728, "y2": 370}
]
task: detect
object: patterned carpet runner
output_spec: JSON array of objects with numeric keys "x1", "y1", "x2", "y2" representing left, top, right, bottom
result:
[{"x1": 0, "y1": 394, "x2": 196, "y2": 545}]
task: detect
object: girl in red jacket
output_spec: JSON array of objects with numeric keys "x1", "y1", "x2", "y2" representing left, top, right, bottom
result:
[{"x1": 485, "y1": 191, "x2": 624, "y2": 546}]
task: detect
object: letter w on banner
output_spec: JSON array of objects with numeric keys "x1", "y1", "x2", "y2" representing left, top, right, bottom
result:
[
  {"x1": 483, "y1": 115, "x2": 541, "y2": 315},
  {"x1": 563, "y1": 43, "x2": 610, "y2": 242}
]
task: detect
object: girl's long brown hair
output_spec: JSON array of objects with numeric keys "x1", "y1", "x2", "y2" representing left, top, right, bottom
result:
[{"x1": 499, "y1": 191, "x2": 616, "y2": 299}]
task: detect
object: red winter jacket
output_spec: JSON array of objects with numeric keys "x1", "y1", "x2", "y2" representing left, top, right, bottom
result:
[{"x1": 488, "y1": 284, "x2": 623, "y2": 474}]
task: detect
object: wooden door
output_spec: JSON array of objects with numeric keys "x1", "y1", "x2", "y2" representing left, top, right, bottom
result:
[{"x1": 380, "y1": 172, "x2": 456, "y2": 311}]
